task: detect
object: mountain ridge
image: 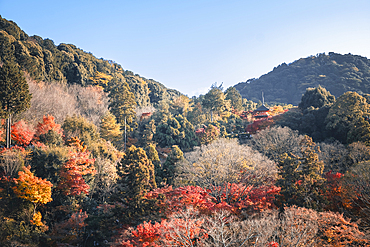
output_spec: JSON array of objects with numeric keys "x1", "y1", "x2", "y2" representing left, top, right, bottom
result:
[{"x1": 234, "y1": 52, "x2": 370, "y2": 105}]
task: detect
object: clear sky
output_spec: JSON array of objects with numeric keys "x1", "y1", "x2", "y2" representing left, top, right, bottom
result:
[{"x1": 1, "y1": 0, "x2": 370, "y2": 96}]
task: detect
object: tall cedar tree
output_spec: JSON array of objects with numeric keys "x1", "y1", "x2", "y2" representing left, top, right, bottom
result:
[
  {"x1": 108, "y1": 78, "x2": 137, "y2": 132},
  {"x1": 115, "y1": 145, "x2": 157, "y2": 224},
  {"x1": 202, "y1": 87, "x2": 227, "y2": 121},
  {"x1": 225, "y1": 86, "x2": 243, "y2": 112},
  {"x1": 0, "y1": 61, "x2": 32, "y2": 147},
  {"x1": 160, "y1": 145, "x2": 184, "y2": 186},
  {"x1": 277, "y1": 135, "x2": 326, "y2": 210},
  {"x1": 145, "y1": 144, "x2": 161, "y2": 185}
]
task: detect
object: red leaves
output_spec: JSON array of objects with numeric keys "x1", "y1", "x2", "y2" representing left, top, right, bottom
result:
[
  {"x1": 123, "y1": 221, "x2": 162, "y2": 247},
  {"x1": 209, "y1": 183, "x2": 281, "y2": 214},
  {"x1": 35, "y1": 114, "x2": 63, "y2": 137},
  {"x1": 116, "y1": 209, "x2": 207, "y2": 247},
  {"x1": 146, "y1": 183, "x2": 280, "y2": 216},
  {"x1": 57, "y1": 147, "x2": 96, "y2": 196},
  {"x1": 246, "y1": 117, "x2": 274, "y2": 134},
  {"x1": 11, "y1": 120, "x2": 35, "y2": 146}
]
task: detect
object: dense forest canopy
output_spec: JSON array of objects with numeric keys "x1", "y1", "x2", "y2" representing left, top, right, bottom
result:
[
  {"x1": 234, "y1": 52, "x2": 370, "y2": 105},
  {"x1": 2, "y1": 16, "x2": 370, "y2": 247}
]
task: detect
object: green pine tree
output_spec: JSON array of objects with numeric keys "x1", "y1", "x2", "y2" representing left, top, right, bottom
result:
[
  {"x1": 108, "y1": 78, "x2": 137, "y2": 132},
  {"x1": 277, "y1": 135, "x2": 326, "y2": 210},
  {"x1": 145, "y1": 144, "x2": 162, "y2": 185},
  {"x1": 160, "y1": 145, "x2": 184, "y2": 185},
  {"x1": 202, "y1": 87, "x2": 227, "y2": 121},
  {"x1": 0, "y1": 61, "x2": 32, "y2": 147},
  {"x1": 225, "y1": 86, "x2": 243, "y2": 111},
  {"x1": 117, "y1": 145, "x2": 156, "y2": 202},
  {"x1": 114, "y1": 145, "x2": 157, "y2": 224}
]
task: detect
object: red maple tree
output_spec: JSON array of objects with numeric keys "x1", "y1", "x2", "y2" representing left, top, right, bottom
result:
[
  {"x1": 11, "y1": 120, "x2": 35, "y2": 146},
  {"x1": 57, "y1": 138, "x2": 96, "y2": 196},
  {"x1": 35, "y1": 114, "x2": 63, "y2": 137}
]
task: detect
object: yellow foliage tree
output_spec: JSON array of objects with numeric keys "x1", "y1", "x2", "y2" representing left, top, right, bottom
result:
[
  {"x1": 100, "y1": 111, "x2": 122, "y2": 144},
  {"x1": 13, "y1": 165, "x2": 53, "y2": 226}
]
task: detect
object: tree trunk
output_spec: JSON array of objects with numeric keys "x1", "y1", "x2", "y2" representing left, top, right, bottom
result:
[
  {"x1": 6, "y1": 114, "x2": 11, "y2": 148},
  {"x1": 124, "y1": 117, "x2": 127, "y2": 151}
]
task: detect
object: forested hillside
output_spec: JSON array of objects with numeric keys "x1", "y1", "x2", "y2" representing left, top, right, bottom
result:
[
  {"x1": 0, "y1": 15, "x2": 181, "y2": 107},
  {"x1": 1, "y1": 16, "x2": 370, "y2": 247},
  {"x1": 234, "y1": 52, "x2": 370, "y2": 105}
]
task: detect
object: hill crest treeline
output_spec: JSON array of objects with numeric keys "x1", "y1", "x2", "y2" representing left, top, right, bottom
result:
[
  {"x1": 0, "y1": 15, "x2": 181, "y2": 107},
  {"x1": 234, "y1": 52, "x2": 370, "y2": 105}
]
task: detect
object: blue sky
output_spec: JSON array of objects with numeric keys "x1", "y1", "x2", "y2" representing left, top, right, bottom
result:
[{"x1": 1, "y1": 0, "x2": 370, "y2": 96}]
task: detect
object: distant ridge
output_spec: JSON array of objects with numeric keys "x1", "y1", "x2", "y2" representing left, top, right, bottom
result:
[
  {"x1": 0, "y1": 15, "x2": 182, "y2": 107},
  {"x1": 234, "y1": 52, "x2": 370, "y2": 105}
]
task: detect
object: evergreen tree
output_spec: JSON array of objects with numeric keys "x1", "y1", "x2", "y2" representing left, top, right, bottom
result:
[
  {"x1": 0, "y1": 61, "x2": 32, "y2": 148},
  {"x1": 116, "y1": 145, "x2": 156, "y2": 204},
  {"x1": 202, "y1": 87, "x2": 227, "y2": 121},
  {"x1": 277, "y1": 135, "x2": 326, "y2": 210},
  {"x1": 108, "y1": 78, "x2": 137, "y2": 132},
  {"x1": 145, "y1": 144, "x2": 161, "y2": 185},
  {"x1": 115, "y1": 145, "x2": 157, "y2": 224},
  {"x1": 160, "y1": 145, "x2": 184, "y2": 185},
  {"x1": 153, "y1": 115, "x2": 197, "y2": 151},
  {"x1": 137, "y1": 119, "x2": 156, "y2": 147},
  {"x1": 325, "y1": 92, "x2": 370, "y2": 144},
  {"x1": 225, "y1": 86, "x2": 243, "y2": 111},
  {"x1": 299, "y1": 85, "x2": 335, "y2": 110}
]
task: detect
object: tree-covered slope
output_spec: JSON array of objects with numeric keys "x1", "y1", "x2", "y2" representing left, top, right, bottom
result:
[
  {"x1": 0, "y1": 15, "x2": 182, "y2": 107},
  {"x1": 234, "y1": 53, "x2": 370, "y2": 105}
]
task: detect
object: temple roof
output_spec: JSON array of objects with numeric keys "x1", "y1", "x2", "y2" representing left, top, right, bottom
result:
[{"x1": 254, "y1": 104, "x2": 270, "y2": 112}]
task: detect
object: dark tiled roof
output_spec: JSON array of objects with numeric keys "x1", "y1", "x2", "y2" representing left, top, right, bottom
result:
[{"x1": 254, "y1": 104, "x2": 269, "y2": 112}]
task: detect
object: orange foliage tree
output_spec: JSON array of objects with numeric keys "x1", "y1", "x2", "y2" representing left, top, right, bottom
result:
[
  {"x1": 35, "y1": 114, "x2": 63, "y2": 136},
  {"x1": 13, "y1": 165, "x2": 53, "y2": 205},
  {"x1": 57, "y1": 137, "x2": 96, "y2": 196},
  {"x1": 11, "y1": 120, "x2": 35, "y2": 146}
]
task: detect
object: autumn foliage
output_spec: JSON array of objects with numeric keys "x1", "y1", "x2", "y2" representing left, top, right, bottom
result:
[
  {"x1": 11, "y1": 120, "x2": 35, "y2": 146},
  {"x1": 57, "y1": 138, "x2": 96, "y2": 196},
  {"x1": 12, "y1": 165, "x2": 53, "y2": 228},
  {"x1": 35, "y1": 114, "x2": 63, "y2": 136},
  {"x1": 116, "y1": 209, "x2": 208, "y2": 247},
  {"x1": 12, "y1": 165, "x2": 53, "y2": 205},
  {"x1": 145, "y1": 183, "x2": 280, "y2": 216},
  {"x1": 324, "y1": 171, "x2": 353, "y2": 211}
]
